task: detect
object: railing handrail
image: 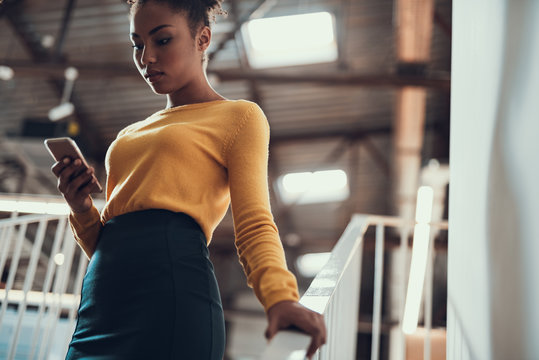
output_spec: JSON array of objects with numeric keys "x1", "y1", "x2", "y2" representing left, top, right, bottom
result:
[
  {"x1": 261, "y1": 214, "x2": 448, "y2": 359},
  {"x1": 0, "y1": 209, "x2": 449, "y2": 359},
  {"x1": 0, "y1": 213, "x2": 65, "y2": 226},
  {"x1": 261, "y1": 215, "x2": 369, "y2": 359}
]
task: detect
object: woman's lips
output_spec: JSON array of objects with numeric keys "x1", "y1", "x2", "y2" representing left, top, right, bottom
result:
[{"x1": 146, "y1": 72, "x2": 164, "y2": 83}]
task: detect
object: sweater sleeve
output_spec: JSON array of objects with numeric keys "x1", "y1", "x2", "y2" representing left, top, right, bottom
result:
[
  {"x1": 68, "y1": 203, "x2": 103, "y2": 259},
  {"x1": 226, "y1": 103, "x2": 300, "y2": 312}
]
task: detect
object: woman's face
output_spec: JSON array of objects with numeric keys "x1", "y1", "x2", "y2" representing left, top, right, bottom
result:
[{"x1": 129, "y1": 2, "x2": 210, "y2": 95}]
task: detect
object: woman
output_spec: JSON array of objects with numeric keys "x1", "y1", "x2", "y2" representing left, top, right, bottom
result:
[{"x1": 52, "y1": 0, "x2": 326, "y2": 359}]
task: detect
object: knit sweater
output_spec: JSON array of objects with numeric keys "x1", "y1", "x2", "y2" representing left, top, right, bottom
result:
[{"x1": 68, "y1": 99, "x2": 299, "y2": 311}]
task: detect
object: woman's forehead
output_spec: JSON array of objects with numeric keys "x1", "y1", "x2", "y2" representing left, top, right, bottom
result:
[{"x1": 129, "y1": 3, "x2": 188, "y2": 34}]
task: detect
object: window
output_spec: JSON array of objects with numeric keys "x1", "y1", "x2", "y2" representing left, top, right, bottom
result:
[
  {"x1": 277, "y1": 169, "x2": 349, "y2": 205},
  {"x1": 241, "y1": 12, "x2": 338, "y2": 68}
]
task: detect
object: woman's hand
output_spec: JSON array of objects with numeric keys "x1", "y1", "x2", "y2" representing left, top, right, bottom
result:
[
  {"x1": 51, "y1": 157, "x2": 96, "y2": 213},
  {"x1": 265, "y1": 300, "x2": 327, "y2": 359}
]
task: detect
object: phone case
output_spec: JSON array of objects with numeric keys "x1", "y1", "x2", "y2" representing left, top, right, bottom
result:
[{"x1": 44, "y1": 137, "x2": 103, "y2": 193}]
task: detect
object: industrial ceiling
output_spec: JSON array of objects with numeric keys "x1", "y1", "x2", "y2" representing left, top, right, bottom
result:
[{"x1": 0, "y1": 0, "x2": 451, "y2": 357}]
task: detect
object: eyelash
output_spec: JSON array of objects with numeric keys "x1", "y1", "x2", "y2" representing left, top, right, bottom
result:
[{"x1": 132, "y1": 38, "x2": 171, "y2": 51}]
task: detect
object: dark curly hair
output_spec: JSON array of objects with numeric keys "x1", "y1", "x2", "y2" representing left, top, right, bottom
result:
[{"x1": 126, "y1": 0, "x2": 226, "y2": 38}]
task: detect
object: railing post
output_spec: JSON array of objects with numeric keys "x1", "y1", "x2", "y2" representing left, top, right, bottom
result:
[
  {"x1": 28, "y1": 216, "x2": 67, "y2": 360},
  {"x1": 0, "y1": 212, "x2": 18, "y2": 327},
  {"x1": 39, "y1": 221, "x2": 76, "y2": 360},
  {"x1": 398, "y1": 227, "x2": 411, "y2": 360},
  {"x1": 0, "y1": 222, "x2": 27, "y2": 329},
  {"x1": 423, "y1": 228, "x2": 436, "y2": 360},
  {"x1": 7, "y1": 218, "x2": 48, "y2": 360},
  {"x1": 62, "y1": 250, "x2": 88, "y2": 353},
  {"x1": 371, "y1": 223, "x2": 385, "y2": 360}
]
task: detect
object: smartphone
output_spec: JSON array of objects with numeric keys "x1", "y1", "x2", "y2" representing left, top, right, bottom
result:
[{"x1": 44, "y1": 137, "x2": 103, "y2": 193}]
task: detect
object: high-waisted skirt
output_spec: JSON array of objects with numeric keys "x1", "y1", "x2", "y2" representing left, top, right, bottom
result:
[{"x1": 66, "y1": 209, "x2": 225, "y2": 360}]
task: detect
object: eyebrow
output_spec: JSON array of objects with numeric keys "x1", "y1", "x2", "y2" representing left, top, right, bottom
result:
[{"x1": 130, "y1": 24, "x2": 173, "y2": 38}]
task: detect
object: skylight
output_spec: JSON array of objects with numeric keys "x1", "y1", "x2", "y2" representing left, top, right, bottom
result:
[
  {"x1": 277, "y1": 169, "x2": 349, "y2": 205},
  {"x1": 241, "y1": 12, "x2": 338, "y2": 68}
]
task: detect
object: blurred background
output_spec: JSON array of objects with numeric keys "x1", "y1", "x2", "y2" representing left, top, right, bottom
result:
[{"x1": 0, "y1": 0, "x2": 452, "y2": 359}]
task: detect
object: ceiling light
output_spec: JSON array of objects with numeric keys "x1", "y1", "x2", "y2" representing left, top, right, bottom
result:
[
  {"x1": 48, "y1": 102, "x2": 74, "y2": 121},
  {"x1": 48, "y1": 67, "x2": 78, "y2": 121},
  {"x1": 241, "y1": 12, "x2": 338, "y2": 68},
  {"x1": 0, "y1": 66, "x2": 14, "y2": 81},
  {"x1": 277, "y1": 169, "x2": 349, "y2": 205},
  {"x1": 41, "y1": 34, "x2": 55, "y2": 48}
]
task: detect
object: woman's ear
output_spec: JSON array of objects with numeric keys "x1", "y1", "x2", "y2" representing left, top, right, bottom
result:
[{"x1": 197, "y1": 26, "x2": 212, "y2": 52}]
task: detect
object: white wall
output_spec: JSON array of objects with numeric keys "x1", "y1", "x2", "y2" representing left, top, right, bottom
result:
[{"x1": 448, "y1": 1, "x2": 539, "y2": 359}]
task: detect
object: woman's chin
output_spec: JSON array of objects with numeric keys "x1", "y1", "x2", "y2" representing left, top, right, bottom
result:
[{"x1": 148, "y1": 84, "x2": 170, "y2": 95}]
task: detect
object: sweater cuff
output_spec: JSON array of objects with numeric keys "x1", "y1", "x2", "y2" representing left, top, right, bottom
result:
[
  {"x1": 263, "y1": 289, "x2": 300, "y2": 313},
  {"x1": 258, "y1": 267, "x2": 300, "y2": 312},
  {"x1": 69, "y1": 205, "x2": 101, "y2": 231}
]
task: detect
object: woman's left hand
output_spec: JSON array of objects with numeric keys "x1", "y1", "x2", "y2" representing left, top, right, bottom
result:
[{"x1": 265, "y1": 300, "x2": 327, "y2": 359}]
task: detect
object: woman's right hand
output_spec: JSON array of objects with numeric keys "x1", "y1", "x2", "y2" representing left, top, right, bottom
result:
[{"x1": 51, "y1": 157, "x2": 97, "y2": 213}]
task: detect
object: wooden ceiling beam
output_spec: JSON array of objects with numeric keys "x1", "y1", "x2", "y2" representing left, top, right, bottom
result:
[
  {"x1": 336, "y1": 0, "x2": 353, "y2": 70},
  {"x1": 53, "y1": 0, "x2": 77, "y2": 61},
  {"x1": 2, "y1": 60, "x2": 450, "y2": 90}
]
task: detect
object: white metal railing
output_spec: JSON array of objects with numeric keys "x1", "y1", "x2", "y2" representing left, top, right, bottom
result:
[
  {"x1": 262, "y1": 214, "x2": 448, "y2": 360},
  {"x1": 0, "y1": 212, "x2": 88, "y2": 360},
  {"x1": 0, "y1": 206, "x2": 448, "y2": 360}
]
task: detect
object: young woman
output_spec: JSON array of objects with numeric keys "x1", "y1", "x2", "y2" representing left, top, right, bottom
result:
[{"x1": 52, "y1": 0, "x2": 326, "y2": 359}]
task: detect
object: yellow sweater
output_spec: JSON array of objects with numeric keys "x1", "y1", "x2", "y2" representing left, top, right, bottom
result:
[{"x1": 68, "y1": 99, "x2": 299, "y2": 311}]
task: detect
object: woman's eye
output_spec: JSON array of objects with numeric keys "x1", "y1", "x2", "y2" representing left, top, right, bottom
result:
[
  {"x1": 132, "y1": 44, "x2": 143, "y2": 51},
  {"x1": 158, "y1": 38, "x2": 171, "y2": 45}
]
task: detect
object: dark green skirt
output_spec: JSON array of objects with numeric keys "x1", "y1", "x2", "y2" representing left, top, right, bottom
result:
[{"x1": 66, "y1": 209, "x2": 225, "y2": 360}]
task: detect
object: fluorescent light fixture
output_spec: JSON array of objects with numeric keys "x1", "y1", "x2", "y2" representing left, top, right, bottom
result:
[
  {"x1": 0, "y1": 65, "x2": 14, "y2": 81},
  {"x1": 0, "y1": 200, "x2": 71, "y2": 215},
  {"x1": 415, "y1": 186, "x2": 434, "y2": 223},
  {"x1": 402, "y1": 186, "x2": 434, "y2": 334},
  {"x1": 402, "y1": 223, "x2": 431, "y2": 334},
  {"x1": 48, "y1": 102, "x2": 74, "y2": 121},
  {"x1": 241, "y1": 12, "x2": 338, "y2": 68},
  {"x1": 278, "y1": 169, "x2": 349, "y2": 205},
  {"x1": 48, "y1": 66, "x2": 78, "y2": 121},
  {"x1": 296, "y1": 252, "x2": 331, "y2": 277}
]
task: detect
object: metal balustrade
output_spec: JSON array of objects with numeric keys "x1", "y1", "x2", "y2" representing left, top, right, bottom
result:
[
  {"x1": 261, "y1": 215, "x2": 448, "y2": 360},
  {"x1": 0, "y1": 212, "x2": 88, "y2": 360},
  {"x1": 0, "y1": 205, "x2": 447, "y2": 360}
]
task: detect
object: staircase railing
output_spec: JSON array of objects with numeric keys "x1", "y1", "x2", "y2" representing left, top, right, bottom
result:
[
  {"x1": 0, "y1": 205, "x2": 447, "y2": 360},
  {"x1": 261, "y1": 214, "x2": 448, "y2": 360},
  {"x1": 0, "y1": 212, "x2": 87, "y2": 360}
]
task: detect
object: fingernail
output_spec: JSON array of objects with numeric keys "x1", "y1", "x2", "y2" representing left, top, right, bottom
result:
[
  {"x1": 74, "y1": 159, "x2": 81, "y2": 166},
  {"x1": 86, "y1": 168, "x2": 92, "y2": 174},
  {"x1": 63, "y1": 158, "x2": 70, "y2": 164}
]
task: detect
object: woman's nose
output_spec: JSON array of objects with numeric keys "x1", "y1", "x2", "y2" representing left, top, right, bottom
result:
[{"x1": 141, "y1": 46, "x2": 156, "y2": 65}]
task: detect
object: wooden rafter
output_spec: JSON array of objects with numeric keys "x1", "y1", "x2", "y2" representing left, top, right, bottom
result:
[{"x1": 3, "y1": 60, "x2": 450, "y2": 90}]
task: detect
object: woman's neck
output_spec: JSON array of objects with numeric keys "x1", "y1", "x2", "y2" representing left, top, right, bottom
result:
[{"x1": 165, "y1": 77, "x2": 225, "y2": 109}]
